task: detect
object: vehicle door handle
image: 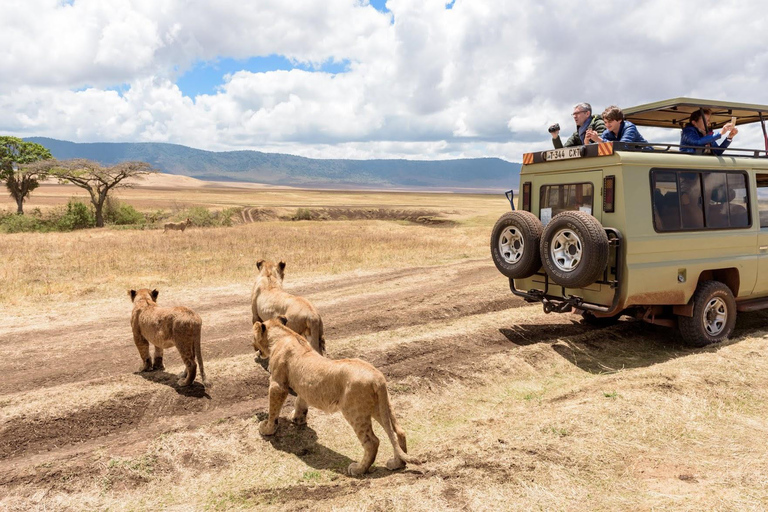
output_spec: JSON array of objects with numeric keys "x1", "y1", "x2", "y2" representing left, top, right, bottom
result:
[{"x1": 761, "y1": 246, "x2": 768, "y2": 252}]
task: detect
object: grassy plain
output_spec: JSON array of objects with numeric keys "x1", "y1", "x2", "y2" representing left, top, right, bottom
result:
[{"x1": 2, "y1": 177, "x2": 768, "y2": 511}]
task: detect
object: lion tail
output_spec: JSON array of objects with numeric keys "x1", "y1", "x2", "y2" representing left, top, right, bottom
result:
[
  {"x1": 377, "y1": 383, "x2": 420, "y2": 466},
  {"x1": 194, "y1": 330, "x2": 208, "y2": 388}
]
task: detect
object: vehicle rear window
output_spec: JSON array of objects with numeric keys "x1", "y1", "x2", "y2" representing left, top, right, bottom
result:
[
  {"x1": 651, "y1": 170, "x2": 750, "y2": 231},
  {"x1": 539, "y1": 183, "x2": 593, "y2": 224}
]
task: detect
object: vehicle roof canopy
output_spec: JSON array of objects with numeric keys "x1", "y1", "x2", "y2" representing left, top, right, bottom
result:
[{"x1": 623, "y1": 98, "x2": 768, "y2": 130}]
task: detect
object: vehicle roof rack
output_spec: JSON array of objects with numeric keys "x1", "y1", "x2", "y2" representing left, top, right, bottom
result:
[{"x1": 624, "y1": 97, "x2": 768, "y2": 130}]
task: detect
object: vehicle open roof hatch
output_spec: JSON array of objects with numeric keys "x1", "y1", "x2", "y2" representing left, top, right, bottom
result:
[{"x1": 624, "y1": 97, "x2": 768, "y2": 129}]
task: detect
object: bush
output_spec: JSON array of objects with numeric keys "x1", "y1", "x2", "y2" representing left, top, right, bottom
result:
[
  {"x1": 294, "y1": 208, "x2": 312, "y2": 221},
  {"x1": 0, "y1": 213, "x2": 42, "y2": 233},
  {"x1": 58, "y1": 200, "x2": 95, "y2": 231},
  {"x1": 177, "y1": 206, "x2": 237, "y2": 228},
  {"x1": 105, "y1": 198, "x2": 145, "y2": 225}
]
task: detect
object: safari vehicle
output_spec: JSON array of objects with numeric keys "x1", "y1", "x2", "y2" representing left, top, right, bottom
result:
[{"x1": 491, "y1": 98, "x2": 768, "y2": 347}]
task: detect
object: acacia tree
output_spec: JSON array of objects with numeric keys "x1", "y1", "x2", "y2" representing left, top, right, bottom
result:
[
  {"x1": 32, "y1": 158, "x2": 156, "y2": 227},
  {"x1": 0, "y1": 136, "x2": 53, "y2": 214}
]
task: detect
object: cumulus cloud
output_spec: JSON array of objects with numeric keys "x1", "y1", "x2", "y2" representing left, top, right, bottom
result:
[{"x1": 1, "y1": 0, "x2": 768, "y2": 160}]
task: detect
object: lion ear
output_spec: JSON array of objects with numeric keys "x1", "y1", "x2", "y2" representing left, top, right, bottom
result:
[
  {"x1": 129, "y1": 290, "x2": 137, "y2": 301},
  {"x1": 151, "y1": 289, "x2": 159, "y2": 302},
  {"x1": 277, "y1": 315, "x2": 288, "y2": 326},
  {"x1": 256, "y1": 260, "x2": 264, "y2": 271},
  {"x1": 261, "y1": 322, "x2": 267, "y2": 333}
]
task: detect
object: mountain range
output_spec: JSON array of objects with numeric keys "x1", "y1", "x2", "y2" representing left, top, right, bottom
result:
[{"x1": 24, "y1": 137, "x2": 520, "y2": 192}]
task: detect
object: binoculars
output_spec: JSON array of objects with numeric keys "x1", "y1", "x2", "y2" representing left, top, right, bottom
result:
[{"x1": 548, "y1": 123, "x2": 560, "y2": 134}]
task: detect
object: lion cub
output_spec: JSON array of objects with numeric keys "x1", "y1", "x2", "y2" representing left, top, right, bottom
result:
[
  {"x1": 129, "y1": 288, "x2": 207, "y2": 387},
  {"x1": 252, "y1": 317, "x2": 418, "y2": 476}
]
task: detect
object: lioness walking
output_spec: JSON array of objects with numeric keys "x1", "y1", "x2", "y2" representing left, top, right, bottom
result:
[
  {"x1": 163, "y1": 218, "x2": 192, "y2": 233},
  {"x1": 129, "y1": 288, "x2": 207, "y2": 387},
  {"x1": 251, "y1": 260, "x2": 325, "y2": 355},
  {"x1": 252, "y1": 317, "x2": 419, "y2": 476}
]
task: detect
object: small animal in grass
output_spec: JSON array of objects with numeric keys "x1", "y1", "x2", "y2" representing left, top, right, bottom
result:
[
  {"x1": 163, "y1": 218, "x2": 192, "y2": 233},
  {"x1": 252, "y1": 316, "x2": 420, "y2": 476},
  {"x1": 129, "y1": 288, "x2": 207, "y2": 387}
]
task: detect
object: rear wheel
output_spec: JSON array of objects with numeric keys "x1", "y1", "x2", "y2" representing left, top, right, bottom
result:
[
  {"x1": 490, "y1": 211, "x2": 543, "y2": 279},
  {"x1": 678, "y1": 281, "x2": 736, "y2": 347},
  {"x1": 540, "y1": 211, "x2": 609, "y2": 289}
]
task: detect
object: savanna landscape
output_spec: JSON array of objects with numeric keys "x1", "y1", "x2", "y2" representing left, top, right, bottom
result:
[{"x1": 2, "y1": 176, "x2": 768, "y2": 511}]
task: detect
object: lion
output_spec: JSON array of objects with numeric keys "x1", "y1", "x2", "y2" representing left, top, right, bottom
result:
[
  {"x1": 252, "y1": 317, "x2": 419, "y2": 476},
  {"x1": 163, "y1": 218, "x2": 192, "y2": 233},
  {"x1": 129, "y1": 288, "x2": 207, "y2": 387},
  {"x1": 251, "y1": 259, "x2": 325, "y2": 355}
]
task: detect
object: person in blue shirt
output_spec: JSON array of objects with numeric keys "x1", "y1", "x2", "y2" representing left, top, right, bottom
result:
[
  {"x1": 679, "y1": 108, "x2": 738, "y2": 155},
  {"x1": 587, "y1": 105, "x2": 648, "y2": 145}
]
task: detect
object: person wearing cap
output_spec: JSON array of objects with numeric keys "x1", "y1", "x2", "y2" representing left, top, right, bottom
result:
[
  {"x1": 549, "y1": 102, "x2": 605, "y2": 148},
  {"x1": 680, "y1": 108, "x2": 737, "y2": 155}
]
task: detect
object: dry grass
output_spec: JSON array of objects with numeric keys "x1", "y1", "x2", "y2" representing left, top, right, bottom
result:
[
  {"x1": 0, "y1": 180, "x2": 508, "y2": 309},
  {"x1": 0, "y1": 220, "x2": 491, "y2": 308}
]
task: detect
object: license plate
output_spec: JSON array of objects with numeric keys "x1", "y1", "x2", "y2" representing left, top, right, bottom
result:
[{"x1": 544, "y1": 147, "x2": 583, "y2": 161}]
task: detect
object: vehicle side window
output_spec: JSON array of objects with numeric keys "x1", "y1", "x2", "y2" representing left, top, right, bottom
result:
[
  {"x1": 756, "y1": 174, "x2": 768, "y2": 228},
  {"x1": 652, "y1": 171, "x2": 681, "y2": 230},
  {"x1": 652, "y1": 169, "x2": 750, "y2": 231},
  {"x1": 538, "y1": 183, "x2": 593, "y2": 221}
]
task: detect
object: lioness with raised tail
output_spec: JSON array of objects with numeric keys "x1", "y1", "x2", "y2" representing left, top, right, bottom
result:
[
  {"x1": 129, "y1": 288, "x2": 207, "y2": 387},
  {"x1": 163, "y1": 218, "x2": 191, "y2": 233},
  {"x1": 252, "y1": 317, "x2": 419, "y2": 476}
]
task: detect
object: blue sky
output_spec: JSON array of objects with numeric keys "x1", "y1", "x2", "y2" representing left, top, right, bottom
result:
[{"x1": 176, "y1": 56, "x2": 351, "y2": 98}]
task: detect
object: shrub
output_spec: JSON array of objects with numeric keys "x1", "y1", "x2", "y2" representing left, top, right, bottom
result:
[
  {"x1": 58, "y1": 200, "x2": 95, "y2": 231},
  {"x1": 105, "y1": 198, "x2": 145, "y2": 225},
  {"x1": 294, "y1": 208, "x2": 312, "y2": 221},
  {"x1": 0, "y1": 213, "x2": 42, "y2": 233}
]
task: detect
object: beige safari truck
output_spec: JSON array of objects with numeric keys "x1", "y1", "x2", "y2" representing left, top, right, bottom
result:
[{"x1": 491, "y1": 98, "x2": 768, "y2": 347}]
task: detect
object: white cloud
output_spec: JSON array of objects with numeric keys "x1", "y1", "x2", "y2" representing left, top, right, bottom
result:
[{"x1": 2, "y1": 0, "x2": 768, "y2": 161}]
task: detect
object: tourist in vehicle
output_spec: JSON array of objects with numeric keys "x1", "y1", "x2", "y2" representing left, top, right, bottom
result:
[
  {"x1": 680, "y1": 108, "x2": 738, "y2": 155},
  {"x1": 549, "y1": 102, "x2": 605, "y2": 148},
  {"x1": 589, "y1": 105, "x2": 648, "y2": 145}
]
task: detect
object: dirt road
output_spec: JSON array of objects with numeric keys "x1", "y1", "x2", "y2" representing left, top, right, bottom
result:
[{"x1": 3, "y1": 258, "x2": 768, "y2": 510}]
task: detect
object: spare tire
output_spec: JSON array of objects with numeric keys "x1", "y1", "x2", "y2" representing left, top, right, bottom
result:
[
  {"x1": 490, "y1": 211, "x2": 543, "y2": 279},
  {"x1": 539, "y1": 211, "x2": 609, "y2": 289}
]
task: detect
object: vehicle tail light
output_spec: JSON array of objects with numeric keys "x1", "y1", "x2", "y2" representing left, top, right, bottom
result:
[
  {"x1": 603, "y1": 175, "x2": 615, "y2": 213},
  {"x1": 522, "y1": 182, "x2": 531, "y2": 211}
]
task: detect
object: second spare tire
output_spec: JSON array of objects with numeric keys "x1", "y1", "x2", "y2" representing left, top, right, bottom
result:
[{"x1": 540, "y1": 210, "x2": 609, "y2": 289}]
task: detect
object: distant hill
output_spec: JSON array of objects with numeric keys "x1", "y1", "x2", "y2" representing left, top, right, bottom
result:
[{"x1": 24, "y1": 137, "x2": 520, "y2": 192}]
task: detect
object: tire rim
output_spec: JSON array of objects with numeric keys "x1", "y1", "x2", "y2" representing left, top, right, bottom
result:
[
  {"x1": 499, "y1": 226, "x2": 524, "y2": 264},
  {"x1": 550, "y1": 228, "x2": 582, "y2": 272},
  {"x1": 703, "y1": 296, "x2": 727, "y2": 336}
]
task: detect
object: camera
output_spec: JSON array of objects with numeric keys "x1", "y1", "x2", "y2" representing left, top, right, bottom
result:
[{"x1": 548, "y1": 123, "x2": 560, "y2": 134}]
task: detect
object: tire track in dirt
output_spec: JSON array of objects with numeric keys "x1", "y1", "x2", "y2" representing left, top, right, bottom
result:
[{"x1": 0, "y1": 259, "x2": 518, "y2": 395}]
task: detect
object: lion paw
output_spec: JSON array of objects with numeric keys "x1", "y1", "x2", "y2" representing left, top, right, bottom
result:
[
  {"x1": 290, "y1": 412, "x2": 307, "y2": 425},
  {"x1": 259, "y1": 419, "x2": 277, "y2": 436},
  {"x1": 347, "y1": 462, "x2": 367, "y2": 477},
  {"x1": 386, "y1": 458, "x2": 406, "y2": 471},
  {"x1": 138, "y1": 360, "x2": 152, "y2": 372}
]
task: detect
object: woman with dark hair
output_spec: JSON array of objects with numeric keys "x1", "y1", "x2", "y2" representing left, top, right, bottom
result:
[{"x1": 680, "y1": 108, "x2": 737, "y2": 155}]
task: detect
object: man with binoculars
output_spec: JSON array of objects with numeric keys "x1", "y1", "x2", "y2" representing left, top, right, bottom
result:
[{"x1": 548, "y1": 102, "x2": 605, "y2": 149}]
